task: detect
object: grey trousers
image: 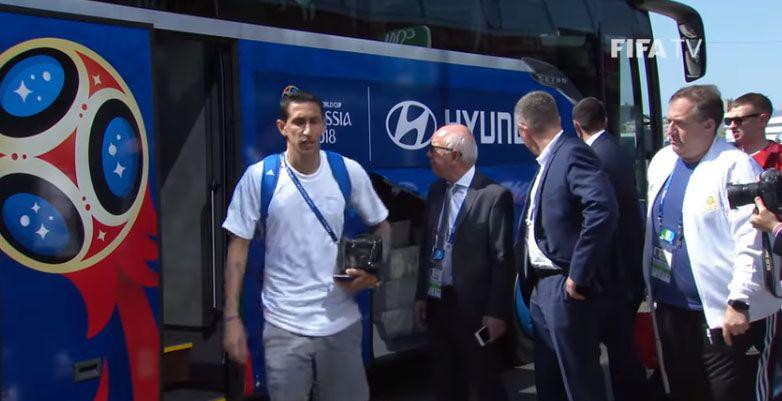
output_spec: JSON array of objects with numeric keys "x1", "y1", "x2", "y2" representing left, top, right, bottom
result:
[{"x1": 263, "y1": 320, "x2": 369, "y2": 401}]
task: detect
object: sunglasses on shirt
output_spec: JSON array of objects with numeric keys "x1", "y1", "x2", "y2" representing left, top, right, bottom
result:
[{"x1": 724, "y1": 113, "x2": 761, "y2": 126}]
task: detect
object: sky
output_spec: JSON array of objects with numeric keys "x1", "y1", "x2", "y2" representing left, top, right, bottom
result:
[{"x1": 649, "y1": 0, "x2": 782, "y2": 113}]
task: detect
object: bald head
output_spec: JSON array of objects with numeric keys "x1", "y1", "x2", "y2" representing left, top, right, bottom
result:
[
  {"x1": 433, "y1": 124, "x2": 478, "y2": 167},
  {"x1": 428, "y1": 124, "x2": 477, "y2": 182}
]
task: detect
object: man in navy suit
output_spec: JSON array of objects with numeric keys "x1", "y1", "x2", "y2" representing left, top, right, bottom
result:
[
  {"x1": 514, "y1": 91, "x2": 618, "y2": 401},
  {"x1": 573, "y1": 97, "x2": 647, "y2": 401}
]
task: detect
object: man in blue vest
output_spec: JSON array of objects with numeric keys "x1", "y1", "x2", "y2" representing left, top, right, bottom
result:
[{"x1": 222, "y1": 90, "x2": 390, "y2": 401}]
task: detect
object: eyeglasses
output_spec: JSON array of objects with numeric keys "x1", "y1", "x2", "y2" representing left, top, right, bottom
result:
[
  {"x1": 428, "y1": 144, "x2": 457, "y2": 154},
  {"x1": 724, "y1": 113, "x2": 761, "y2": 126}
]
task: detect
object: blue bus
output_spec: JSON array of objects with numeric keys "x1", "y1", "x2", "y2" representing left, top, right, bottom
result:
[{"x1": 0, "y1": 0, "x2": 704, "y2": 399}]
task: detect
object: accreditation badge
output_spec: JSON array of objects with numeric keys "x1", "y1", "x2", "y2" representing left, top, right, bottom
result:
[
  {"x1": 651, "y1": 246, "x2": 673, "y2": 284},
  {"x1": 428, "y1": 268, "x2": 443, "y2": 299},
  {"x1": 431, "y1": 247, "x2": 445, "y2": 262}
]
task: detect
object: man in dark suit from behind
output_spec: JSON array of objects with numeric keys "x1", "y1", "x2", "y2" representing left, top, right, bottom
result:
[
  {"x1": 573, "y1": 97, "x2": 647, "y2": 401},
  {"x1": 515, "y1": 91, "x2": 618, "y2": 401},
  {"x1": 414, "y1": 124, "x2": 515, "y2": 401}
]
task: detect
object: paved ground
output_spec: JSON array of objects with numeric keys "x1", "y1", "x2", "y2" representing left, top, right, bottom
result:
[
  {"x1": 164, "y1": 346, "x2": 648, "y2": 401},
  {"x1": 368, "y1": 351, "x2": 539, "y2": 401}
]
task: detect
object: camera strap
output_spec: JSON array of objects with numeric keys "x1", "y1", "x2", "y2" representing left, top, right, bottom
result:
[
  {"x1": 282, "y1": 155, "x2": 339, "y2": 243},
  {"x1": 761, "y1": 233, "x2": 782, "y2": 298}
]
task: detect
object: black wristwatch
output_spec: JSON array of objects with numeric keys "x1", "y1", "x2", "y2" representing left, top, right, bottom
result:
[{"x1": 728, "y1": 300, "x2": 750, "y2": 311}]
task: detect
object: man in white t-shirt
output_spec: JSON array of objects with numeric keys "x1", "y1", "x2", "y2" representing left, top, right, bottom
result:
[{"x1": 222, "y1": 90, "x2": 390, "y2": 401}]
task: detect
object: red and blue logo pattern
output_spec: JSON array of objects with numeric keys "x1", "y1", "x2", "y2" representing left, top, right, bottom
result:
[{"x1": 0, "y1": 38, "x2": 158, "y2": 401}]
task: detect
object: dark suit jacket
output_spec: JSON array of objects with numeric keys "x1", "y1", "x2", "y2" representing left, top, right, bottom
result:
[
  {"x1": 590, "y1": 132, "x2": 644, "y2": 302},
  {"x1": 517, "y1": 133, "x2": 618, "y2": 294},
  {"x1": 415, "y1": 171, "x2": 516, "y2": 322}
]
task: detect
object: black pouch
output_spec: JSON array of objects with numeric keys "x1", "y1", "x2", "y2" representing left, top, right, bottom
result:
[{"x1": 342, "y1": 234, "x2": 383, "y2": 275}]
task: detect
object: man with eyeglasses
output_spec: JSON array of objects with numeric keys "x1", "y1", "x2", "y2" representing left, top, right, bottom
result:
[
  {"x1": 726, "y1": 92, "x2": 782, "y2": 170},
  {"x1": 415, "y1": 124, "x2": 515, "y2": 401},
  {"x1": 644, "y1": 85, "x2": 781, "y2": 401}
]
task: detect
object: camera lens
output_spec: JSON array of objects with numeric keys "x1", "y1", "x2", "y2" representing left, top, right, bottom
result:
[{"x1": 727, "y1": 182, "x2": 759, "y2": 209}]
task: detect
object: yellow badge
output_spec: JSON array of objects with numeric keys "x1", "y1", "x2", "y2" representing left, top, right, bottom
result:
[{"x1": 705, "y1": 195, "x2": 718, "y2": 212}]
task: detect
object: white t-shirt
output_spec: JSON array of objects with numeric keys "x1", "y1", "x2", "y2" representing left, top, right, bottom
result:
[{"x1": 223, "y1": 151, "x2": 388, "y2": 336}]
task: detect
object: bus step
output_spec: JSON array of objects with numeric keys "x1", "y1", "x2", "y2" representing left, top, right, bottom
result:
[{"x1": 163, "y1": 342, "x2": 193, "y2": 387}]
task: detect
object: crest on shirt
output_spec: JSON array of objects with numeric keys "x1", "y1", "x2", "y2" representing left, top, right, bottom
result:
[{"x1": 704, "y1": 194, "x2": 718, "y2": 212}]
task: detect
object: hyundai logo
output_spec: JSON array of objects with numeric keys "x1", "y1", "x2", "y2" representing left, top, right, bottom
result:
[{"x1": 385, "y1": 100, "x2": 437, "y2": 150}]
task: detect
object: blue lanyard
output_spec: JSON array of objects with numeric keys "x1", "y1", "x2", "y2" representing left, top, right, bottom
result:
[
  {"x1": 282, "y1": 154, "x2": 339, "y2": 243},
  {"x1": 656, "y1": 166, "x2": 685, "y2": 241},
  {"x1": 435, "y1": 186, "x2": 465, "y2": 247}
]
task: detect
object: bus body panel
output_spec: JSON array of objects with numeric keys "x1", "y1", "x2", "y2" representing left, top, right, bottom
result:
[
  {"x1": 0, "y1": 10, "x2": 159, "y2": 401},
  {"x1": 0, "y1": 0, "x2": 680, "y2": 399}
]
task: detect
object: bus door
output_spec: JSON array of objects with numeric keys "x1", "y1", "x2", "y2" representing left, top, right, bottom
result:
[{"x1": 152, "y1": 31, "x2": 236, "y2": 400}]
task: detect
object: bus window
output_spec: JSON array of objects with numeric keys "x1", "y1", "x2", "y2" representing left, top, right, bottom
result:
[
  {"x1": 636, "y1": 55, "x2": 659, "y2": 194},
  {"x1": 616, "y1": 38, "x2": 639, "y2": 152},
  {"x1": 607, "y1": 34, "x2": 650, "y2": 198}
]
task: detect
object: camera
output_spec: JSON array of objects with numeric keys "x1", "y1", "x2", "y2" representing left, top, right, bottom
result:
[{"x1": 727, "y1": 169, "x2": 782, "y2": 214}]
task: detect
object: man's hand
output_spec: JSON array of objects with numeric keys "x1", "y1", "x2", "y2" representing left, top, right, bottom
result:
[
  {"x1": 415, "y1": 300, "x2": 427, "y2": 329},
  {"x1": 565, "y1": 277, "x2": 586, "y2": 300},
  {"x1": 482, "y1": 316, "x2": 507, "y2": 342},
  {"x1": 751, "y1": 197, "x2": 780, "y2": 233},
  {"x1": 335, "y1": 268, "x2": 379, "y2": 293},
  {"x1": 722, "y1": 305, "x2": 750, "y2": 346},
  {"x1": 223, "y1": 318, "x2": 248, "y2": 364}
]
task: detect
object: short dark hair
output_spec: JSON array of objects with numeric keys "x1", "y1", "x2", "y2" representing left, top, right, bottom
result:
[
  {"x1": 279, "y1": 90, "x2": 324, "y2": 121},
  {"x1": 514, "y1": 91, "x2": 560, "y2": 132},
  {"x1": 572, "y1": 97, "x2": 607, "y2": 133},
  {"x1": 670, "y1": 85, "x2": 723, "y2": 134},
  {"x1": 731, "y1": 92, "x2": 773, "y2": 115}
]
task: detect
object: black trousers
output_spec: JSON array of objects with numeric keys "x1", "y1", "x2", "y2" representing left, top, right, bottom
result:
[
  {"x1": 655, "y1": 302, "x2": 778, "y2": 401},
  {"x1": 599, "y1": 299, "x2": 649, "y2": 401},
  {"x1": 427, "y1": 287, "x2": 509, "y2": 401}
]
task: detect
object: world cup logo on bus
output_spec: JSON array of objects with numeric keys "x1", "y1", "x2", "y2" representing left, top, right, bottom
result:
[
  {"x1": 0, "y1": 38, "x2": 154, "y2": 274},
  {"x1": 0, "y1": 37, "x2": 159, "y2": 399}
]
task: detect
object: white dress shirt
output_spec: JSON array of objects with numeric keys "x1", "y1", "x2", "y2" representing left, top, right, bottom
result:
[
  {"x1": 440, "y1": 165, "x2": 475, "y2": 285},
  {"x1": 525, "y1": 131, "x2": 564, "y2": 270},
  {"x1": 585, "y1": 129, "x2": 605, "y2": 147}
]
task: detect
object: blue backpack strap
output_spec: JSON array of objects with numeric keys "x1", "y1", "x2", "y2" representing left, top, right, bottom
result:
[
  {"x1": 260, "y1": 151, "x2": 352, "y2": 232},
  {"x1": 260, "y1": 153, "x2": 281, "y2": 228},
  {"x1": 325, "y1": 150, "x2": 352, "y2": 203}
]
